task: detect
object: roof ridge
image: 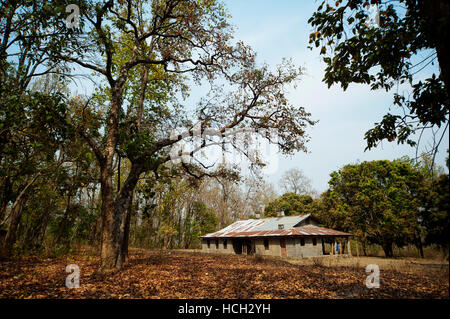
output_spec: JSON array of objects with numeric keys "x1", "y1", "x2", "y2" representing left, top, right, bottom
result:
[{"x1": 250, "y1": 213, "x2": 309, "y2": 220}]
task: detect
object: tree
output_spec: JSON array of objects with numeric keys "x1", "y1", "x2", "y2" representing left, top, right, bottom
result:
[
  {"x1": 243, "y1": 176, "x2": 278, "y2": 218},
  {"x1": 415, "y1": 153, "x2": 449, "y2": 259},
  {"x1": 264, "y1": 192, "x2": 320, "y2": 217},
  {"x1": 422, "y1": 173, "x2": 449, "y2": 259},
  {"x1": 321, "y1": 159, "x2": 423, "y2": 257},
  {"x1": 308, "y1": 1, "x2": 449, "y2": 159},
  {"x1": 129, "y1": 172, "x2": 218, "y2": 250},
  {"x1": 0, "y1": 0, "x2": 80, "y2": 258},
  {"x1": 0, "y1": 85, "x2": 70, "y2": 257},
  {"x1": 0, "y1": 85, "x2": 101, "y2": 257},
  {"x1": 278, "y1": 168, "x2": 314, "y2": 195},
  {"x1": 46, "y1": 0, "x2": 315, "y2": 273},
  {"x1": 185, "y1": 201, "x2": 217, "y2": 248},
  {"x1": 196, "y1": 173, "x2": 242, "y2": 228}
]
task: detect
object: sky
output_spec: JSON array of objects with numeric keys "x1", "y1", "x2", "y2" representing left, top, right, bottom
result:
[
  {"x1": 65, "y1": 0, "x2": 449, "y2": 195},
  {"x1": 217, "y1": 0, "x2": 449, "y2": 194}
]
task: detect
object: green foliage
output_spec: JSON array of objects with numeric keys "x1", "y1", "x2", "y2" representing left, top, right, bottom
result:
[
  {"x1": 414, "y1": 154, "x2": 449, "y2": 254},
  {"x1": 422, "y1": 174, "x2": 449, "y2": 250},
  {"x1": 308, "y1": 0, "x2": 449, "y2": 150},
  {"x1": 132, "y1": 175, "x2": 218, "y2": 250},
  {"x1": 264, "y1": 192, "x2": 320, "y2": 217},
  {"x1": 17, "y1": 183, "x2": 59, "y2": 250},
  {"x1": 194, "y1": 201, "x2": 218, "y2": 235},
  {"x1": 0, "y1": 73, "x2": 99, "y2": 256},
  {"x1": 423, "y1": 174, "x2": 450, "y2": 249},
  {"x1": 319, "y1": 159, "x2": 424, "y2": 257},
  {"x1": 186, "y1": 201, "x2": 218, "y2": 248}
]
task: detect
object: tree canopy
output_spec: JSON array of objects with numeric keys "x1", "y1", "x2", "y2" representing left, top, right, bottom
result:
[
  {"x1": 264, "y1": 192, "x2": 320, "y2": 217},
  {"x1": 308, "y1": 0, "x2": 449, "y2": 157},
  {"x1": 318, "y1": 158, "x2": 443, "y2": 257}
]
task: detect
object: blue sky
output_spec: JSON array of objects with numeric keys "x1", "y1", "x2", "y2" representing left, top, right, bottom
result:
[
  {"x1": 221, "y1": 0, "x2": 449, "y2": 193},
  {"x1": 66, "y1": 1, "x2": 449, "y2": 194}
]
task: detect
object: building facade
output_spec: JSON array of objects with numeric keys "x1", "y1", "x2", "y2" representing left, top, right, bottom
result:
[{"x1": 201, "y1": 214, "x2": 352, "y2": 258}]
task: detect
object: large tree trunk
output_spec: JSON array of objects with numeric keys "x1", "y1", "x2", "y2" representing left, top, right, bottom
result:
[
  {"x1": 97, "y1": 87, "x2": 122, "y2": 274},
  {"x1": 98, "y1": 159, "x2": 120, "y2": 273},
  {"x1": 98, "y1": 163, "x2": 142, "y2": 274}
]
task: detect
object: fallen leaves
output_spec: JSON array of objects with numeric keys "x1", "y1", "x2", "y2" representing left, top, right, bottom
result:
[{"x1": 0, "y1": 250, "x2": 448, "y2": 299}]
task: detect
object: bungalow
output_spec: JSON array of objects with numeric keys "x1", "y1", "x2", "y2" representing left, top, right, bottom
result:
[{"x1": 201, "y1": 213, "x2": 352, "y2": 258}]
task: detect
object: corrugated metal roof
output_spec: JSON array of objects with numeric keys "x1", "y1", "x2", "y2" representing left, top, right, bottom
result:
[
  {"x1": 292, "y1": 225, "x2": 352, "y2": 236},
  {"x1": 204, "y1": 215, "x2": 308, "y2": 237},
  {"x1": 202, "y1": 215, "x2": 352, "y2": 238}
]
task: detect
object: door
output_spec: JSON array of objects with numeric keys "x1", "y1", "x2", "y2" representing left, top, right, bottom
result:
[
  {"x1": 280, "y1": 238, "x2": 286, "y2": 256},
  {"x1": 232, "y1": 239, "x2": 242, "y2": 254}
]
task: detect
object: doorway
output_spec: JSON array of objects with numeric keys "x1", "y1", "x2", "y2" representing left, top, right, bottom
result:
[
  {"x1": 280, "y1": 238, "x2": 286, "y2": 256},
  {"x1": 244, "y1": 239, "x2": 255, "y2": 255},
  {"x1": 232, "y1": 239, "x2": 242, "y2": 254}
]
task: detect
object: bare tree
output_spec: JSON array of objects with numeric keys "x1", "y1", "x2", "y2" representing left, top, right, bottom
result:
[
  {"x1": 279, "y1": 168, "x2": 313, "y2": 195},
  {"x1": 242, "y1": 175, "x2": 277, "y2": 217}
]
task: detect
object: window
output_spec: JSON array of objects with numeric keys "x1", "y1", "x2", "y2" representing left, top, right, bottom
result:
[
  {"x1": 207, "y1": 240, "x2": 210, "y2": 248},
  {"x1": 313, "y1": 238, "x2": 317, "y2": 246},
  {"x1": 264, "y1": 239, "x2": 269, "y2": 250},
  {"x1": 215, "y1": 239, "x2": 219, "y2": 249},
  {"x1": 300, "y1": 238, "x2": 305, "y2": 246},
  {"x1": 278, "y1": 224, "x2": 284, "y2": 230},
  {"x1": 223, "y1": 240, "x2": 227, "y2": 249}
]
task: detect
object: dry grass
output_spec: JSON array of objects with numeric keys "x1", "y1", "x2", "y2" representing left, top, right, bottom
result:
[{"x1": 285, "y1": 255, "x2": 449, "y2": 275}]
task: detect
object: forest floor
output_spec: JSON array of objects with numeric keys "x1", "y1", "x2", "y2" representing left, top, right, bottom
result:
[{"x1": 0, "y1": 248, "x2": 448, "y2": 299}]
